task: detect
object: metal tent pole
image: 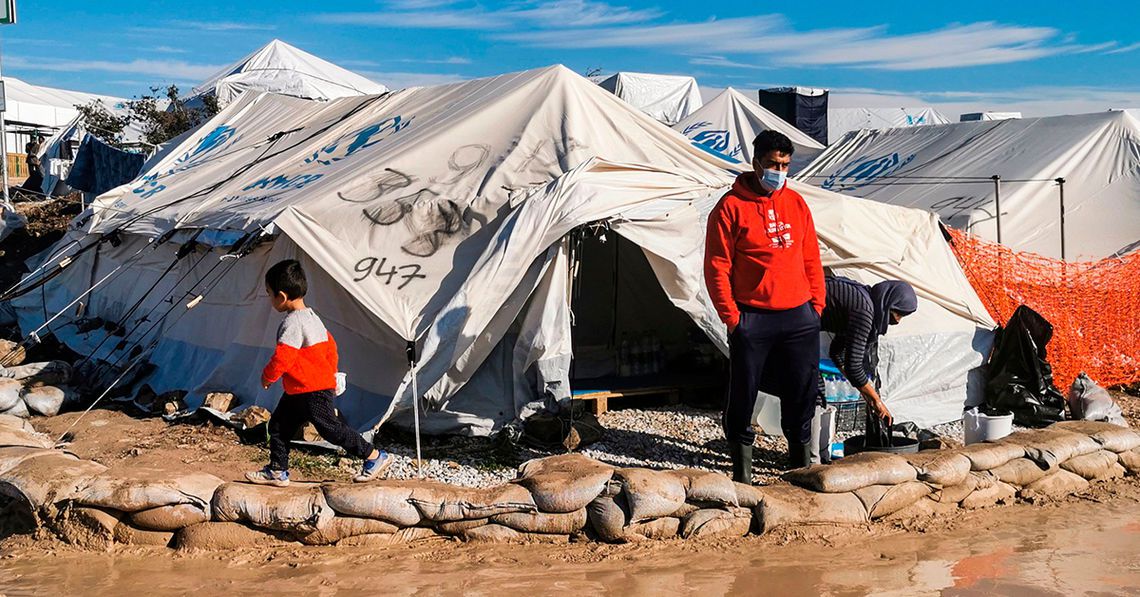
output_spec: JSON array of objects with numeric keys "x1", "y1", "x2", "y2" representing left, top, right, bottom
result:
[
  {"x1": 1055, "y1": 177, "x2": 1066, "y2": 260},
  {"x1": 991, "y1": 175, "x2": 1002, "y2": 245}
]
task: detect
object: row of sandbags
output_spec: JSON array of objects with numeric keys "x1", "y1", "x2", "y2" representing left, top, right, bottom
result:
[
  {"x1": 781, "y1": 420, "x2": 1140, "y2": 522},
  {"x1": 1, "y1": 415, "x2": 1138, "y2": 551},
  {"x1": 0, "y1": 359, "x2": 74, "y2": 418}
]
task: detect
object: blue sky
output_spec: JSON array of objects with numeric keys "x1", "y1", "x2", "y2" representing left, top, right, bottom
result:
[{"x1": 3, "y1": 0, "x2": 1139, "y2": 116}]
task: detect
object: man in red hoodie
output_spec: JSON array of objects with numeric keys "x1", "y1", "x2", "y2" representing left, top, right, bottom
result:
[{"x1": 705, "y1": 130, "x2": 826, "y2": 482}]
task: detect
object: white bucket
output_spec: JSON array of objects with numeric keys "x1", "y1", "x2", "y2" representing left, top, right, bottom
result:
[
  {"x1": 963, "y1": 408, "x2": 1014, "y2": 445},
  {"x1": 752, "y1": 391, "x2": 782, "y2": 436}
]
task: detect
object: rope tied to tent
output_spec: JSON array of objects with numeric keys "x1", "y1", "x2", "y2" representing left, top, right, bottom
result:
[{"x1": 406, "y1": 340, "x2": 424, "y2": 479}]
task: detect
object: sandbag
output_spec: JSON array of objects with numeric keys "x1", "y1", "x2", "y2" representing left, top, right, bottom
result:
[
  {"x1": 0, "y1": 446, "x2": 57, "y2": 475},
  {"x1": 904, "y1": 451, "x2": 971, "y2": 487},
  {"x1": 999, "y1": 429, "x2": 1100, "y2": 469},
  {"x1": 337, "y1": 527, "x2": 443, "y2": 546},
  {"x1": 1118, "y1": 448, "x2": 1140, "y2": 474},
  {"x1": 668, "y1": 468, "x2": 739, "y2": 507},
  {"x1": 1067, "y1": 372, "x2": 1126, "y2": 426},
  {"x1": 625, "y1": 517, "x2": 680, "y2": 541},
  {"x1": 435, "y1": 518, "x2": 489, "y2": 535},
  {"x1": 1060, "y1": 450, "x2": 1125, "y2": 481},
  {"x1": 0, "y1": 453, "x2": 105, "y2": 516},
  {"x1": 512, "y1": 453, "x2": 614, "y2": 514},
  {"x1": 76, "y1": 469, "x2": 223, "y2": 512},
  {"x1": 0, "y1": 339, "x2": 26, "y2": 367},
  {"x1": 854, "y1": 482, "x2": 934, "y2": 519},
  {"x1": 586, "y1": 480, "x2": 628, "y2": 543},
  {"x1": 212, "y1": 482, "x2": 333, "y2": 533},
  {"x1": 408, "y1": 481, "x2": 535, "y2": 523},
  {"x1": 959, "y1": 480, "x2": 1016, "y2": 509},
  {"x1": 3, "y1": 361, "x2": 72, "y2": 386},
  {"x1": 929, "y1": 475, "x2": 978, "y2": 504},
  {"x1": 129, "y1": 503, "x2": 210, "y2": 531},
  {"x1": 55, "y1": 506, "x2": 120, "y2": 550},
  {"x1": 323, "y1": 482, "x2": 422, "y2": 527},
  {"x1": 679, "y1": 507, "x2": 752, "y2": 539},
  {"x1": 0, "y1": 379, "x2": 21, "y2": 411},
  {"x1": 113, "y1": 521, "x2": 175, "y2": 546},
  {"x1": 295, "y1": 516, "x2": 399, "y2": 546},
  {"x1": 616, "y1": 468, "x2": 687, "y2": 522},
  {"x1": 752, "y1": 485, "x2": 868, "y2": 534},
  {"x1": 734, "y1": 482, "x2": 765, "y2": 509},
  {"x1": 783, "y1": 452, "x2": 917, "y2": 493},
  {"x1": 0, "y1": 423, "x2": 52, "y2": 449},
  {"x1": 1051, "y1": 421, "x2": 1140, "y2": 453},
  {"x1": 989, "y1": 458, "x2": 1051, "y2": 486},
  {"x1": 1020, "y1": 470, "x2": 1090, "y2": 501},
  {"x1": 22, "y1": 386, "x2": 65, "y2": 417},
  {"x1": 491, "y1": 508, "x2": 587, "y2": 535},
  {"x1": 459, "y1": 523, "x2": 568, "y2": 544},
  {"x1": 174, "y1": 521, "x2": 290, "y2": 551},
  {"x1": 1, "y1": 399, "x2": 29, "y2": 419},
  {"x1": 883, "y1": 496, "x2": 960, "y2": 521},
  {"x1": 958, "y1": 442, "x2": 1025, "y2": 471}
]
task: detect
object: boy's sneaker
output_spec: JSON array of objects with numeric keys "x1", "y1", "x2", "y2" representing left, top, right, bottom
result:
[
  {"x1": 245, "y1": 467, "x2": 290, "y2": 487},
  {"x1": 354, "y1": 451, "x2": 392, "y2": 483}
]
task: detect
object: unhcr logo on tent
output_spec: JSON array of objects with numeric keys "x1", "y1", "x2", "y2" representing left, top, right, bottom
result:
[
  {"x1": 132, "y1": 125, "x2": 241, "y2": 199},
  {"x1": 689, "y1": 129, "x2": 743, "y2": 164},
  {"x1": 821, "y1": 152, "x2": 916, "y2": 191}
]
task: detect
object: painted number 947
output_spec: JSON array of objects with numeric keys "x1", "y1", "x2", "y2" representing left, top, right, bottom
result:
[{"x1": 353, "y1": 257, "x2": 426, "y2": 290}]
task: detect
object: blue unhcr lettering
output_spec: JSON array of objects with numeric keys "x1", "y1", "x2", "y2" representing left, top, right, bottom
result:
[
  {"x1": 821, "y1": 152, "x2": 916, "y2": 190},
  {"x1": 305, "y1": 115, "x2": 414, "y2": 166}
]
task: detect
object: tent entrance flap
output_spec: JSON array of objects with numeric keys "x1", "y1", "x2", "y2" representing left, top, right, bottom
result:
[{"x1": 568, "y1": 228, "x2": 726, "y2": 405}]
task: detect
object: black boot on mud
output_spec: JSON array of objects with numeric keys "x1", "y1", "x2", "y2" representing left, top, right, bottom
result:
[
  {"x1": 730, "y1": 442, "x2": 754, "y2": 485},
  {"x1": 784, "y1": 442, "x2": 813, "y2": 470}
]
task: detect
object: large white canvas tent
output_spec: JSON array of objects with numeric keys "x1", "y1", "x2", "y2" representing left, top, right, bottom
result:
[
  {"x1": 12, "y1": 66, "x2": 994, "y2": 437},
  {"x1": 798, "y1": 110, "x2": 1140, "y2": 259},
  {"x1": 598, "y1": 72, "x2": 703, "y2": 125},
  {"x1": 828, "y1": 107, "x2": 951, "y2": 144},
  {"x1": 672, "y1": 88, "x2": 824, "y2": 173},
  {"x1": 189, "y1": 39, "x2": 388, "y2": 108}
]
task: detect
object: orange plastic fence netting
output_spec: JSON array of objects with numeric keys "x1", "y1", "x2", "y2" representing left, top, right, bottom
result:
[{"x1": 948, "y1": 229, "x2": 1140, "y2": 389}]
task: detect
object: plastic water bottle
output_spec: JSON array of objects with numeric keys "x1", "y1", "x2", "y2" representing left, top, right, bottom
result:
[
  {"x1": 824, "y1": 377, "x2": 839, "y2": 403},
  {"x1": 845, "y1": 381, "x2": 860, "y2": 402}
]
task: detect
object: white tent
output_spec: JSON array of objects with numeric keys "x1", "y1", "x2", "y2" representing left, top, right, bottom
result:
[
  {"x1": 673, "y1": 88, "x2": 824, "y2": 173},
  {"x1": 960, "y1": 112, "x2": 1021, "y2": 122},
  {"x1": 190, "y1": 39, "x2": 388, "y2": 108},
  {"x1": 12, "y1": 65, "x2": 993, "y2": 436},
  {"x1": 828, "y1": 107, "x2": 951, "y2": 144},
  {"x1": 798, "y1": 111, "x2": 1140, "y2": 259},
  {"x1": 598, "y1": 72, "x2": 703, "y2": 125}
]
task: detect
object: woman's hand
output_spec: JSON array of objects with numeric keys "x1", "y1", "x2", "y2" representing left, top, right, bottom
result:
[{"x1": 859, "y1": 382, "x2": 893, "y2": 425}]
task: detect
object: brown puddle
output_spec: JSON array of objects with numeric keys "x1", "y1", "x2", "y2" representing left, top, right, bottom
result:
[{"x1": 1, "y1": 499, "x2": 1139, "y2": 596}]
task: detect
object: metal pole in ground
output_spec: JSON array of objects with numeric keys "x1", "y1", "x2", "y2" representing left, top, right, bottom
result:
[
  {"x1": 1055, "y1": 177, "x2": 1066, "y2": 260},
  {"x1": 991, "y1": 175, "x2": 1002, "y2": 245}
]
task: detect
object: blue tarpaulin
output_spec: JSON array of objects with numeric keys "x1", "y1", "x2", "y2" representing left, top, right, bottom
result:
[{"x1": 66, "y1": 135, "x2": 146, "y2": 196}]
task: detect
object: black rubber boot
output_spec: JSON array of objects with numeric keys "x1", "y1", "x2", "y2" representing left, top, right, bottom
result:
[
  {"x1": 730, "y1": 442, "x2": 754, "y2": 485},
  {"x1": 787, "y1": 442, "x2": 812, "y2": 470}
]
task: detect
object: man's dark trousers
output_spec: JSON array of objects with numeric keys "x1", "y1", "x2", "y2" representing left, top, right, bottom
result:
[{"x1": 723, "y1": 301, "x2": 821, "y2": 447}]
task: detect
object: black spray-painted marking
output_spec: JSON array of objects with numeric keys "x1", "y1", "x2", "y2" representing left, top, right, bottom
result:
[
  {"x1": 352, "y1": 257, "x2": 427, "y2": 290},
  {"x1": 337, "y1": 168, "x2": 415, "y2": 204}
]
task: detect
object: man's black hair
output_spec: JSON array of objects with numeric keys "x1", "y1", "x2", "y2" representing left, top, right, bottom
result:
[
  {"x1": 265, "y1": 259, "x2": 307, "y2": 300},
  {"x1": 752, "y1": 130, "x2": 796, "y2": 159}
]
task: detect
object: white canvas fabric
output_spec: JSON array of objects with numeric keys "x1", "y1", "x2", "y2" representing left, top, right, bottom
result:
[
  {"x1": 2, "y1": 77, "x2": 128, "y2": 130},
  {"x1": 828, "y1": 107, "x2": 951, "y2": 144},
  {"x1": 15, "y1": 65, "x2": 995, "y2": 435},
  {"x1": 673, "y1": 88, "x2": 824, "y2": 173},
  {"x1": 191, "y1": 39, "x2": 388, "y2": 107},
  {"x1": 598, "y1": 72, "x2": 703, "y2": 125},
  {"x1": 799, "y1": 111, "x2": 1140, "y2": 259},
  {"x1": 960, "y1": 112, "x2": 1021, "y2": 122}
]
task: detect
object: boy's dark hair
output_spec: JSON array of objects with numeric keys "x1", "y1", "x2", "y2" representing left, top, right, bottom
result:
[
  {"x1": 752, "y1": 130, "x2": 796, "y2": 159},
  {"x1": 265, "y1": 259, "x2": 307, "y2": 300}
]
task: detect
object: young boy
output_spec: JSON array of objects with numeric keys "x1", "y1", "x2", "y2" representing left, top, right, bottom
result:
[{"x1": 246, "y1": 259, "x2": 391, "y2": 486}]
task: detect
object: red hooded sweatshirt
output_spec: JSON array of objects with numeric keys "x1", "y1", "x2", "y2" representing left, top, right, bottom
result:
[{"x1": 704, "y1": 173, "x2": 826, "y2": 329}]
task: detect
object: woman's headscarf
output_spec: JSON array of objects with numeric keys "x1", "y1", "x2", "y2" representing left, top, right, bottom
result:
[{"x1": 868, "y1": 280, "x2": 918, "y2": 335}]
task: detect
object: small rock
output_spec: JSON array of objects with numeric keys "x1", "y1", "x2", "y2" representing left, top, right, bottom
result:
[
  {"x1": 231, "y1": 406, "x2": 271, "y2": 429},
  {"x1": 203, "y1": 392, "x2": 236, "y2": 413}
]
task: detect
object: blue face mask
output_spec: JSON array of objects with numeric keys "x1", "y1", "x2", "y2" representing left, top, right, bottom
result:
[{"x1": 759, "y1": 168, "x2": 786, "y2": 193}]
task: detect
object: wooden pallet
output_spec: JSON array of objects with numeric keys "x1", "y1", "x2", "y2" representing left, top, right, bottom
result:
[{"x1": 572, "y1": 385, "x2": 682, "y2": 415}]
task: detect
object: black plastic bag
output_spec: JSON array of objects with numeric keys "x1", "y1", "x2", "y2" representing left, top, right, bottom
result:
[{"x1": 984, "y1": 305, "x2": 1066, "y2": 427}]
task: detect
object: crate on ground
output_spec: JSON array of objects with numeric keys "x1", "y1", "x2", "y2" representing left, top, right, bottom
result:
[{"x1": 831, "y1": 398, "x2": 867, "y2": 434}]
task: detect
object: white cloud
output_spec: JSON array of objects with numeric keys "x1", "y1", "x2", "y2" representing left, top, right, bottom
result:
[
  {"x1": 7, "y1": 56, "x2": 225, "y2": 81},
  {"x1": 314, "y1": 0, "x2": 660, "y2": 30},
  {"x1": 688, "y1": 56, "x2": 769, "y2": 70},
  {"x1": 151, "y1": 46, "x2": 188, "y2": 54},
  {"x1": 167, "y1": 20, "x2": 276, "y2": 32},
  {"x1": 1105, "y1": 42, "x2": 1140, "y2": 55}
]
